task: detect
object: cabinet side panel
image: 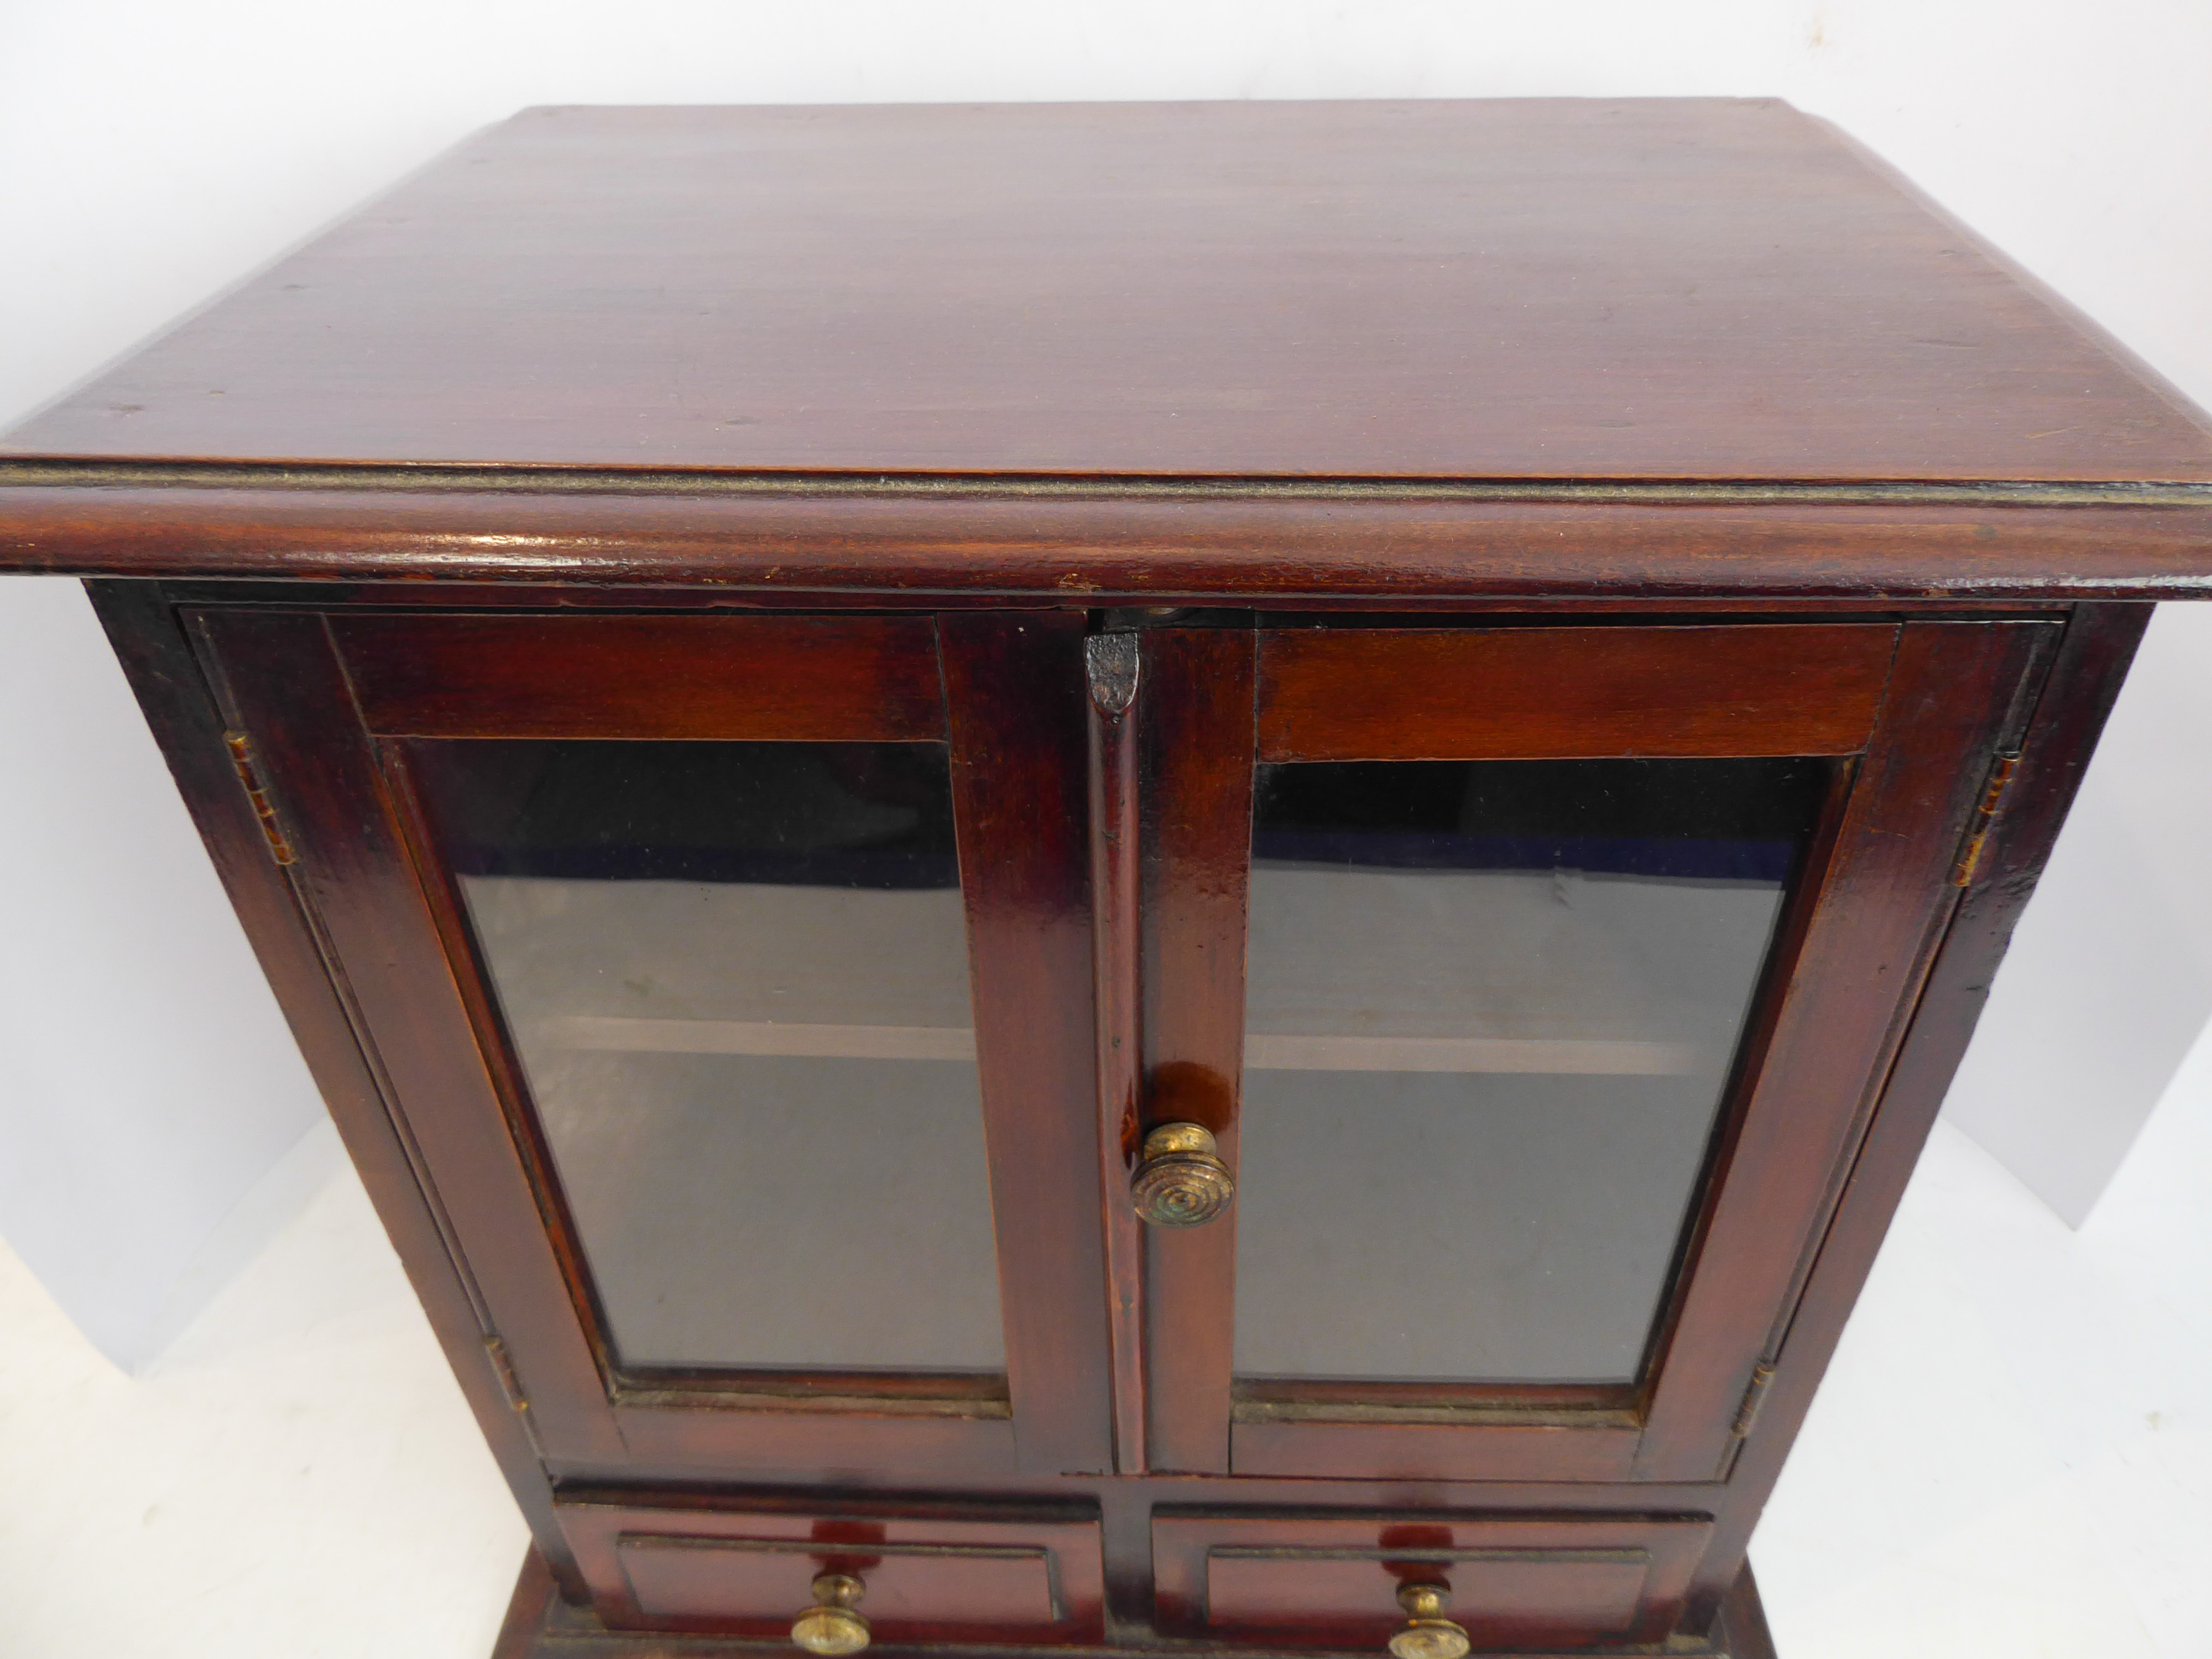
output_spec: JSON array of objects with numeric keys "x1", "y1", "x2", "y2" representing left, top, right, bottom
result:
[
  {"x1": 189, "y1": 606, "x2": 628, "y2": 1467},
  {"x1": 941, "y1": 611, "x2": 1118, "y2": 1475},
  {"x1": 1686, "y1": 603, "x2": 2150, "y2": 1626},
  {"x1": 1635, "y1": 620, "x2": 2056, "y2": 1484},
  {"x1": 84, "y1": 581, "x2": 577, "y2": 1590}
]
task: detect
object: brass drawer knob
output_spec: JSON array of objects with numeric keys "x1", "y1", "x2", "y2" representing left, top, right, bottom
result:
[
  {"x1": 791, "y1": 1573, "x2": 870, "y2": 1656},
  {"x1": 1388, "y1": 1583, "x2": 1470, "y2": 1659},
  {"x1": 1130, "y1": 1122, "x2": 1235, "y2": 1227}
]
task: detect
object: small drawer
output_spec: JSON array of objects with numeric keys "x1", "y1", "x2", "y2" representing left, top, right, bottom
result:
[
  {"x1": 559, "y1": 1493, "x2": 1105, "y2": 1644},
  {"x1": 1153, "y1": 1509, "x2": 1713, "y2": 1651}
]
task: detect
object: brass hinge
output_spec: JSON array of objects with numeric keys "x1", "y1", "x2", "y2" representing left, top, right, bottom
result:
[
  {"x1": 1950, "y1": 752, "x2": 2021, "y2": 888},
  {"x1": 1731, "y1": 1363, "x2": 1777, "y2": 1439},
  {"x1": 223, "y1": 731, "x2": 296, "y2": 865},
  {"x1": 486, "y1": 1335, "x2": 531, "y2": 1418}
]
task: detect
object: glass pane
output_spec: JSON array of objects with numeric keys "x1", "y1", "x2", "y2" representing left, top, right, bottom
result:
[
  {"x1": 1233, "y1": 757, "x2": 1827, "y2": 1386},
  {"x1": 410, "y1": 739, "x2": 1005, "y2": 1377}
]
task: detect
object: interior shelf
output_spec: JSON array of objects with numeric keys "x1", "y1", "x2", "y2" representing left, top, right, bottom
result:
[{"x1": 461, "y1": 862, "x2": 1777, "y2": 1079}]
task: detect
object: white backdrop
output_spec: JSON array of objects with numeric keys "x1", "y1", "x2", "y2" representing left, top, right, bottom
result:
[{"x1": 3, "y1": 0, "x2": 2209, "y2": 1363}]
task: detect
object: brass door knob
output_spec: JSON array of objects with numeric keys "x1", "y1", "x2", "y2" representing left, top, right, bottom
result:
[
  {"x1": 1387, "y1": 1583, "x2": 1470, "y2": 1659},
  {"x1": 1130, "y1": 1122, "x2": 1234, "y2": 1227},
  {"x1": 791, "y1": 1573, "x2": 870, "y2": 1656}
]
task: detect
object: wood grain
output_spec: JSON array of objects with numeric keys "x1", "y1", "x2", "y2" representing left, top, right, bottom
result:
[
  {"x1": 1633, "y1": 619, "x2": 2058, "y2": 1483},
  {"x1": 1089, "y1": 633, "x2": 1150, "y2": 1477},
  {"x1": 1677, "y1": 604, "x2": 2147, "y2": 1628},
  {"x1": 1138, "y1": 628, "x2": 1256, "y2": 1477},
  {"x1": 8, "y1": 483, "x2": 2212, "y2": 599},
  {"x1": 556, "y1": 1492, "x2": 1104, "y2": 1642},
  {"x1": 941, "y1": 611, "x2": 1119, "y2": 1477},
  {"x1": 1258, "y1": 625, "x2": 1896, "y2": 760},
  {"x1": 1152, "y1": 1509, "x2": 1711, "y2": 1650},
  {"x1": 8, "y1": 101, "x2": 2207, "y2": 482},
  {"x1": 1228, "y1": 1417, "x2": 1641, "y2": 1484},
  {"x1": 90, "y1": 586, "x2": 583, "y2": 1595},
  {"x1": 332, "y1": 613, "x2": 943, "y2": 739}
]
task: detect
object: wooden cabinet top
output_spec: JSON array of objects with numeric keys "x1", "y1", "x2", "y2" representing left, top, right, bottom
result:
[{"x1": 5, "y1": 99, "x2": 2211, "y2": 597}]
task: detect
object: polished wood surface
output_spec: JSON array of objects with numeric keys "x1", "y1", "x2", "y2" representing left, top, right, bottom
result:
[
  {"x1": 1681, "y1": 603, "x2": 2148, "y2": 1627},
  {"x1": 1134, "y1": 617, "x2": 2051, "y2": 1491},
  {"x1": 1136, "y1": 628, "x2": 1256, "y2": 1477},
  {"x1": 7, "y1": 102, "x2": 2208, "y2": 483},
  {"x1": 335, "y1": 613, "x2": 945, "y2": 739},
  {"x1": 118, "y1": 587, "x2": 2090, "y2": 1656},
  {"x1": 1256, "y1": 625, "x2": 1896, "y2": 760},
  {"x1": 42, "y1": 99, "x2": 2188, "y2": 1656},
  {"x1": 192, "y1": 604, "x2": 1103, "y2": 1484},
  {"x1": 88, "y1": 585, "x2": 581, "y2": 1594},
  {"x1": 5, "y1": 479, "x2": 2212, "y2": 598},
  {"x1": 941, "y1": 613, "x2": 1119, "y2": 1476},
  {"x1": 556, "y1": 1493, "x2": 1104, "y2": 1642},
  {"x1": 1088, "y1": 634, "x2": 1150, "y2": 1477},
  {"x1": 493, "y1": 1545, "x2": 1776, "y2": 1658},
  {"x1": 1632, "y1": 619, "x2": 2056, "y2": 1481},
  {"x1": 1152, "y1": 1510, "x2": 1710, "y2": 1650}
]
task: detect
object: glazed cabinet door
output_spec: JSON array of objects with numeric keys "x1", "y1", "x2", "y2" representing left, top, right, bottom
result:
[
  {"x1": 194, "y1": 608, "x2": 1110, "y2": 1479},
  {"x1": 1121, "y1": 618, "x2": 2056, "y2": 1482}
]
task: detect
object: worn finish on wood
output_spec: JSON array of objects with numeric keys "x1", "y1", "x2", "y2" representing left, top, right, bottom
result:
[
  {"x1": 1256, "y1": 625, "x2": 1897, "y2": 760},
  {"x1": 7, "y1": 482, "x2": 2212, "y2": 598},
  {"x1": 29, "y1": 100, "x2": 2192, "y2": 1659},
  {"x1": 8, "y1": 101, "x2": 2208, "y2": 483}
]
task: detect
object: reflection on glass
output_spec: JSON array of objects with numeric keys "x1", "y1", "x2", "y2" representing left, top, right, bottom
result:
[
  {"x1": 410, "y1": 740, "x2": 1004, "y2": 1377},
  {"x1": 1233, "y1": 758, "x2": 1826, "y2": 1386}
]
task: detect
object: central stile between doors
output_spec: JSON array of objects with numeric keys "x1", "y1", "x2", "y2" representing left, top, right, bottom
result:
[{"x1": 197, "y1": 607, "x2": 2049, "y2": 1494}]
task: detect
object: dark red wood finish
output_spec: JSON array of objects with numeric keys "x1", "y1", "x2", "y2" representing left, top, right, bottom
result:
[
  {"x1": 7, "y1": 480, "x2": 2212, "y2": 601},
  {"x1": 1152, "y1": 1510, "x2": 1713, "y2": 1651},
  {"x1": 189, "y1": 606, "x2": 1108, "y2": 1489},
  {"x1": 333, "y1": 613, "x2": 944, "y2": 739},
  {"x1": 556, "y1": 1493, "x2": 1104, "y2": 1643},
  {"x1": 1088, "y1": 634, "x2": 1150, "y2": 1478},
  {"x1": 1256, "y1": 625, "x2": 1897, "y2": 760},
  {"x1": 1136, "y1": 628, "x2": 1258, "y2": 1477},
  {"x1": 1674, "y1": 602, "x2": 2150, "y2": 1628},
  {"x1": 940, "y1": 612, "x2": 1119, "y2": 1476},
  {"x1": 1135, "y1": 620, "x2": 2058, "y2": 1489},
  {"x1": 23, "y1": 97, "x2": 2198, "y2": 1659},
  {"x1": 8, "y1": 103, "x2": 2208, "y2": 483}
]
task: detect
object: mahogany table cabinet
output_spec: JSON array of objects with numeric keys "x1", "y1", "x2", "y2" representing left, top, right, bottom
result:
[{"x1": 6, "y1": 100, "x2": 2212, "y2": 1659}]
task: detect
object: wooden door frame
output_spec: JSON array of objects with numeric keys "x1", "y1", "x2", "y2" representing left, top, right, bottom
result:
[
  {"x1": 1133, "y1": 618, "x2": 2060, "y2": 1480},
  {"x1": 191, "y1": 606, "x2": 1113, "y2": 1480}
]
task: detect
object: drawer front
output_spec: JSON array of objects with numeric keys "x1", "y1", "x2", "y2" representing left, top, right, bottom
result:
[
  {"x1": 559, "y1": 1494, "x2": 1105, "y2": 1642},
  {"x1": 1154, "y1": 1510, "x2": 1713, "y2": 1650}
]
